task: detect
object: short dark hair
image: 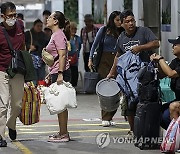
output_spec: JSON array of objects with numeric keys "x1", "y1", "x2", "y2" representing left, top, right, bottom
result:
[
  {"x1": 17, "y1": 13, "x2": 24, "y2": 20},
  {"x1": 84, "y1": 14, "x2": 93, "y2": 21},
  {"x1": 33, "y1": 19, "x2": 43, "y2": 26},
  {"x1": 43, "y1": 10, "x2": 51, "y2": 16},
  {"x1": 0, "y1": 2, "x2": 16, "y2": 14},
  {"x1": 120, "y1": 9, "x2": 134, "y2": 22}
]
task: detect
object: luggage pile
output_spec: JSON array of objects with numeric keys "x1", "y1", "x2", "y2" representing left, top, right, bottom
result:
[{"x1": 134, "y1": 62, "x2": 162, "y2": 149}]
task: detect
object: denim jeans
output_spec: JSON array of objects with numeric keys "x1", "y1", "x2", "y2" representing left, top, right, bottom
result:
[{"x1": 160, "y1": 100, "x2": 176, "y2": 130}]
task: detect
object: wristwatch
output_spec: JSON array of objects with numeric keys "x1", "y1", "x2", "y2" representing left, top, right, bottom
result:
[{"x1": 158, "y1": 56, "x2": 164, "y2": 62}]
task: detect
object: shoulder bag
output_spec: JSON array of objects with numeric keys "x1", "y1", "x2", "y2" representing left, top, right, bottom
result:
[
  {"x1": 42, "y1": 48, "x2": 59, "y2": 67},
  {"x1": 2, "y1": 28, "x2": 26, "y2": 78},
  {"x1": 92, "y1": 26, "x2": 107, "y2": 71}
]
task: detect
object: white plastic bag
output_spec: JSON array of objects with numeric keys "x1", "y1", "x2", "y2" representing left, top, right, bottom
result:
[{"x1": 42, "y1": 81, "x2": 77, "y2": 115}]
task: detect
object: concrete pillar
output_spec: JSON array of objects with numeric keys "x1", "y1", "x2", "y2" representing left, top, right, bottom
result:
[
  {"x1": 78, "y1": 0, "x2": 92, "y2": 84},
  {"x1": 78, "y1": 0, "x2": 92, "y2": 31},
  {"x1": 94, "y1": 0, "x2": 105, "y2": 24},
  {"x1": 171, "y1": 0, "x2": 180, "y2": 36},
  {"x1": 143, "y1": 0, "x2": 161, "y2": 39},
  {"x1": 133, "y1": 0, "x2": 144, "y2": 26},
  {"x1": 163, "y1": 0, "x2": 180, "y2": 61},
  {"x1": 107, "y1": 0, "x2": 124, "y2": 19},
  {"x1": 51, "y1": 0, "x2": 64, "y2": 13},
  {"x1": 44, "y1": 0, "x2": 51, "y2": 12},
  {"x1": 160, "y1": 0, "x2": 178, "y2": 61}
]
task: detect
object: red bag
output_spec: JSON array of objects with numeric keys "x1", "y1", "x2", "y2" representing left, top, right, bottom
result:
[
  {"x1": 68, "y1": 53, "x2": 78, "y2": 65},
  {"x1": 160, "y1": 116, "x2": 180, "y2": 153}
]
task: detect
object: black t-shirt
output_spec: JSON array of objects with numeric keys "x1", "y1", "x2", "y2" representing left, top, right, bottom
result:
[{"x1": 169, "y1": 58, "x2": 180, "y2": 100}]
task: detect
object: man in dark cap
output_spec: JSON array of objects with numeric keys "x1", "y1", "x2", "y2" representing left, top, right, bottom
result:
[{"x1": 150, "y1": 36, "x2": 180, "y2": 129}]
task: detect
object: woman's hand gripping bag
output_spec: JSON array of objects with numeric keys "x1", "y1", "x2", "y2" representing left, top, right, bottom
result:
[{"x1": 42, "y1": 81, "x2": 77, "y2": 115}]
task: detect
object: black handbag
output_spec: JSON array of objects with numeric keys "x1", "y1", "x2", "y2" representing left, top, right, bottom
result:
[
  {"x1": 2, "y1": 28, "x2": 26, "y2": 77},
  {"x1": 92, "y1": 26, "x2": 107, "y2": 71}
]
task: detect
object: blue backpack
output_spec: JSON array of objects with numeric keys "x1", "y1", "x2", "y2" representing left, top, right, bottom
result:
[{"x1": 116, "y1": 51, "x2": 144, "y2": 110}]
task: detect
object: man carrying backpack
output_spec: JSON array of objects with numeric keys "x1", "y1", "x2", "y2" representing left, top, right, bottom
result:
[{"x1": 107, "y1": 10, "x2": 160, "y2": 138}]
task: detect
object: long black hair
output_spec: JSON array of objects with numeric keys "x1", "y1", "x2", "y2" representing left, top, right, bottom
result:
[
  {"x1": 106, "y1": 11, "x2": 124, "y2": 38},
  {"x1": 53, "y1": 11, "x2": 70, "y2": 40}
]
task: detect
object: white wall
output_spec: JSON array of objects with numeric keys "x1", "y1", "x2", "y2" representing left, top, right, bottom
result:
[
  {"x1": 161, "y1": 0, "x2": 180, "y2": 62},
  {"x1": 161, "y1": 32, "x2": 175, "y2": 62},
  {"x1": 133, "y1": 0, "x2": 144, "y2": 26},
  {"x1": 107, "y1": 0, "x2": 124, "y2": 19},
  {"x1": 78, "y1": 0, "x2": 92, "y2": 31},
  {"x1": 77, "y1": 0, "x2": 92, "y2": 89},
  {"x1": 51, "y1": 0, "x2": 64, "y2": 12}
]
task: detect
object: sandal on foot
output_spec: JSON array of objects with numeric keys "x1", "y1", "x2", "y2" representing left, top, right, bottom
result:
[{"x1": 48, "y1": 133, "x2": 70, "y2": 143}]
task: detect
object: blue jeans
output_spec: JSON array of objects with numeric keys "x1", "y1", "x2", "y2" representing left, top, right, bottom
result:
[
  {"x1": 161, "y1": 108, "x2": 171, "y2": 130},
  {"x1": 160, "y1": 100, "x2": 176, "y2": 130}
]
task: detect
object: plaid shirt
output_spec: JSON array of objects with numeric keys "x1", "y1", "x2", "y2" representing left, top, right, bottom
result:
[{"x1": 80, "y1": 25, "x2": 99, "y2": 53}]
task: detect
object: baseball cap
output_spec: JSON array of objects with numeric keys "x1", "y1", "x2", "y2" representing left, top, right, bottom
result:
[{"x1": 168, "y1": 36, "x2": 180, "y2": 44}]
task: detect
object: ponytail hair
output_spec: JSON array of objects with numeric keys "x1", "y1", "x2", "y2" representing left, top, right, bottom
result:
[
  {"x1": 54, "y1": 11, "x2": 70, "y2": 40},
  {"x1": 64, "y1": 18, "x2": 71, "y2": 41}
]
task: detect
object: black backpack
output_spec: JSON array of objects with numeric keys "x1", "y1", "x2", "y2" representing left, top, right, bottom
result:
[{"x1": 137, "y1": 62, "x2": 160, "y2": 102}]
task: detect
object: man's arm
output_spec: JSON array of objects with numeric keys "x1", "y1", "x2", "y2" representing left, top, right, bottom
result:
[
  {"x1": 107, "y1": 51, "x2": 121, "y2": 78},
  {"x1": 150, "y1": 53, "x2": 179, "y2": 78},
  {"x1": 158, "y1": 58, "x2": 178, "y2": 78},
  {"x1": 131, "y1": 40, "x2": 160, "y2": 54}
]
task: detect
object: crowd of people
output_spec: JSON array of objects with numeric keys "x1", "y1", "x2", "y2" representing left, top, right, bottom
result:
[{"x1": 0, "y1": 1, "x2": 179, "y2": 150}]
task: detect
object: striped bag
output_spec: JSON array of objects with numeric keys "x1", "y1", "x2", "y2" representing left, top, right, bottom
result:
[
  {"x1": 160, "y1": 116, "x2": 180, "y2": 153},
  {"x1": 19, "y1": 81, "x2": 41, "y2": 125}
]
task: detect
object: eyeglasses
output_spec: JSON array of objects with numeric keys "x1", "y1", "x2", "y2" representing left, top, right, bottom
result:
[{"x1": 5, "y1": 13, "x2": 17, "y2": 19}]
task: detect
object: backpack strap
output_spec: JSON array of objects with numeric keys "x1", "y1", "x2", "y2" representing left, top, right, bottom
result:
[
  {"x1": 120, "y1": 70, "x2": 135, "y2": 99},
  {"x1": 2, "y1": 28, "x2": 15, "y2": 57},
  {"x1": 100, "y1": 26, "x2": 107, "y2": 45}
]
